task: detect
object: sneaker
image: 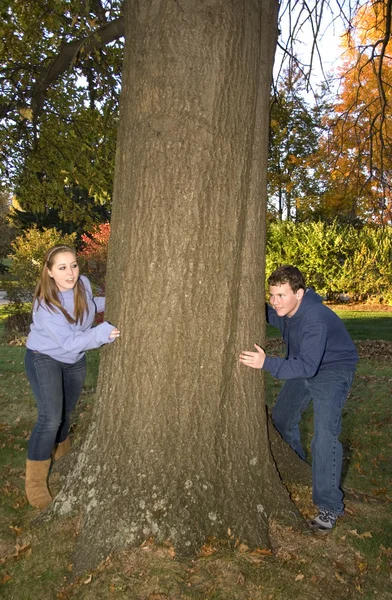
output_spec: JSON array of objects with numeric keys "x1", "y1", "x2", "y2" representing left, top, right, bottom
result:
[{"x1": 309, "y1": 509, "x2": 338, "y2": 533}]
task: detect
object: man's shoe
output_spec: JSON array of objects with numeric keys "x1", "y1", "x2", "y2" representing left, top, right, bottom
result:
[{"x1": 310, "y1": 509, "x2": 338, "y2": 533}]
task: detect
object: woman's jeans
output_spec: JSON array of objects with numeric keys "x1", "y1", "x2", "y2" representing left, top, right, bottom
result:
[
  {"x1": 271, "y1": 370, "x2": 354, "y2": 515},
  {"x1": 25, "y1": 349, "x2": 86, "y2": 461}
]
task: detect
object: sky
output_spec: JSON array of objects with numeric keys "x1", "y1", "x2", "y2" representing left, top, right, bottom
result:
[{"x1": 274, "y1": 1, "x2": 348, "y2": 101}]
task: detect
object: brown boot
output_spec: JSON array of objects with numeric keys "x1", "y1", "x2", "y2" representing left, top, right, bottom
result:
[
  {"x1": 25, "y1": 459, "x2": 52, "y2": 509},
  {"x1": 53, "y1": 437, "x2": 71, "y2": 461}
]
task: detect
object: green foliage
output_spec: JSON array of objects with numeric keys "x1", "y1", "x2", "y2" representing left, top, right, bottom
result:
[
  {"x1": 338, "y1": 227, "x2": 392, "y2": 302},
  {"x1": 0, "y1": 225, "x2": 76, "y2": 306},
  {"x1": 0, "y1": 0, "x2": 123, "y2": 217},
  {"x1": 266, "y1": 221, "x2": 392, "y2": 303},
  {"x1": 9, "y1": 187, "x2": 110, "y2": 247},
  {"x1": 268, "y1": 67, "x2": 326, "y2": 221}
]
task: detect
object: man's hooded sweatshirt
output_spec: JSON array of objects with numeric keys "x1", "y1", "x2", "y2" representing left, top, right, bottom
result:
[{"x1": 263, "y1": 288, "x2": 359, "y2": 380}]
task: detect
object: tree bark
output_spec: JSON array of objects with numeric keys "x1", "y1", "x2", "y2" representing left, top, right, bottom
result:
[{"x1": 52, "y1": 0, "x2": 306, "y2": 574}]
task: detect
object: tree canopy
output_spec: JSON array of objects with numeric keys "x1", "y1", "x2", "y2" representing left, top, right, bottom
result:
[
  {"x1": 1, "y1": 0, "x2": 392, "y2": 226},
  {"x1": 0, "y1": 0, "x2": 123, "y2": 225},
  {"x1": 316, "y1": 0, "x2": 392, "y2": 224}
]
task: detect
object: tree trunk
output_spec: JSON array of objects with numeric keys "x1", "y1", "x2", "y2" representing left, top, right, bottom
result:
[{"x1": 53, "y1": 0, "x2": 306, "y2": 574}]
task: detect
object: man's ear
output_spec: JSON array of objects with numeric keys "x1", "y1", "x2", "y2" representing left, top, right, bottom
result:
[{"x1": 297, "y1": 288, "x2": 305, "y2": 300}]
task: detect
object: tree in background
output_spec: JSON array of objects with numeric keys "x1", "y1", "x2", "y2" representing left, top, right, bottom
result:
[
  {"x1": 0, "y1": 0, "x2": 122, "y2": 220},
  {"x1": 268, "y1": 67, "x2": 325, "y2": 221},
  {"x1": 316, "y1": 0, "x2": 392, "y2": 225},
  {"x1": 8, "y1": 186, "x2": 110, "y2": 246},
  {"x1": 0, "y1": 190, "x2": 16, "y2": 261}
]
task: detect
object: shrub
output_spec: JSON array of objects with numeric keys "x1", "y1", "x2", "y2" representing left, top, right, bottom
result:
[
  {"x1": 266, "y1": 221, "x2": 392, "y2": 304},
  {"x1": 78, "y1": 222, "x2": 110, "y2": 292},
  {"x1": 3, "y1": 308, "x2": 32, "y2": 345},
  {"x1": 0, "y1": 226, "x2": 76, "y2": 307},
  {"x1": 339, "y1": 227, "x2": 392, "y2": 303}
]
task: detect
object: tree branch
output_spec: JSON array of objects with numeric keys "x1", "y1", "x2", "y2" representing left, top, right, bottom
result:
[{"x1": 31, "y1": 16, "x2": 124, "y2": 120}]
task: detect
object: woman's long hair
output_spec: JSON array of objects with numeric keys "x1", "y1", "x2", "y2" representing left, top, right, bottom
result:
[{"x1": 33, "y1": 245, "x2": 89, "y2": 324}]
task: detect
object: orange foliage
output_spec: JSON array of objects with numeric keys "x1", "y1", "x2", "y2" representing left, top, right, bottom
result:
[{"x1": 318, "y1": 0, "x2": 392, "y2": 224}]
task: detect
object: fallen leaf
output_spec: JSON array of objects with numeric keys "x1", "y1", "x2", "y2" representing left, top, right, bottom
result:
[
  {"x1": 335, "y1": 572, "x2": 346, "y2": 584},
  {"x1": 295, "y1": 573, "x2": 304, "y2": 581},
  {"x1": 9, "y1": 525, "x2": 22, "y2": 535},
  {"x1": 199, "y1": 544, "x2": 216, "y2": 557},
  {"x1": 83, "y1": 574, "x2": 92, "y2": 584},
  {"x1": 252, "y1": 548, "x2": 273, "y2": 555},
  {"x1": 380, "y1": 545, "x2": 392, "y2": 557},
  {"x1": 348, "y1": 529, "x2": 372, "y2": 539}
]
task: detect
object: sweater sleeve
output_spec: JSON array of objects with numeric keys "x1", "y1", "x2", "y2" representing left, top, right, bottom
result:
[
  {"x1": 263, "y1": 320, "x2": 327, "y2": 379},
  {"x1": 93, "y1": 297, "x2": 105, "y2": 313},
  {"x1": 80, "y1": 276, "x2": 105, "y2": 314},
  {"x1": 34, "y1": 305, "x2": 115, "y2": 354}
]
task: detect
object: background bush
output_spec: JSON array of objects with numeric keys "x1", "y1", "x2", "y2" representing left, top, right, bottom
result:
[
  {"x1": 266, "y1": 221, "x2": 392, "y2": 303},
  {"x1": 0, "y1": 226, "x2": 76, "y2": 307},
  {"x1": 78, "y1": 222, "x2": 110, "y2": 293}
]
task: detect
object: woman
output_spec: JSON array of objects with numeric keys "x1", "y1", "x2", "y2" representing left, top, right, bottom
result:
[{"x1": 25, "y1": 244, "x2": 120, "y2": 509}]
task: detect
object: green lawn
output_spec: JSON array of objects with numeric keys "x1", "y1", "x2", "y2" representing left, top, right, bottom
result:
[
  {"x1": 267, "y1": 309, "x2": 392, "y2": 341},
  {"x1": 333, "y1": 310, "x2": 392, "y2": 341}
]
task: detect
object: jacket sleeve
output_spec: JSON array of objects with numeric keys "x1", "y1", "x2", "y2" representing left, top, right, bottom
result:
[
  {"x1": 263, "y1": 320, "x2": 327, "y2": 379},
  {"x1": 34, "y1": 305, "x2": 115, "y2": 354}
]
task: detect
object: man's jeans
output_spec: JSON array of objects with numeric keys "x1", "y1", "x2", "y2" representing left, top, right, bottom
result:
[
  {"x1": 271, "y1": 370, "x2": 354, "y2": 515},
  {"x1": 25, "y1": 349, "x2": 86, "y2": 461}
]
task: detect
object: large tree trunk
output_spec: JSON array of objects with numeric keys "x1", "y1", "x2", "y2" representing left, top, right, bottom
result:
[{"x1": 53, "y1": 0, "x2": 306, "y2": 574}]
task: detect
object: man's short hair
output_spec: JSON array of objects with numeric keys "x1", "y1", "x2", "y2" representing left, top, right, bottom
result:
[{"x1": 267, "y1": 265, "x2": 306, "y2": 293}]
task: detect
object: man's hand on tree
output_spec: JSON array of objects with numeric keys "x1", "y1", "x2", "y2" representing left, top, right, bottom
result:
[{"x1": 239, "y1": 344, "x2": 265, "y2": 369}]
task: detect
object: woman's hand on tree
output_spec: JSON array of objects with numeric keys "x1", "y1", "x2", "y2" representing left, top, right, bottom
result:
[{"x1": 109, "y1": 328, "x2": 120, "y2": 339}]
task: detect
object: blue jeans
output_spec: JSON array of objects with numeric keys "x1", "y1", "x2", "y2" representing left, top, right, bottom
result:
[
  {"x1": 25, "y1": 349, "x2": 86, "y2": 460},
  {"x1": 271, "y1": 370, "x2": 354, "y2": 515}
]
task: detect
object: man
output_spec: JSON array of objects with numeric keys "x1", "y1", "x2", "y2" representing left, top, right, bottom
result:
[{"x1": 239, "y1": 265, "x2": 358, "y2": 532}]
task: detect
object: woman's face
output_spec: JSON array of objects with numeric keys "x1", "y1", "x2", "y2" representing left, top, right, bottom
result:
[{"x1": 48, "y1": 251, "x2": 79, "y2": 292}]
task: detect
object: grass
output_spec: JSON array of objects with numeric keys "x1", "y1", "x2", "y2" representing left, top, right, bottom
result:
[
  {"x1": 266, "y1": 308, "x2": 392, "y2": 341},
  {"x1": 333, "y1": 310, "x2": 392, "y2": 341},
  {"x1": 0, "y1": 304, "x2": 391, "y2": 599}
]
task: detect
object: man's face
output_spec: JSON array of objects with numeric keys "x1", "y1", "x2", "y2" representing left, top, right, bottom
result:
[{"x1": 269, "y1": 282, "x2": 304, "y2": 318}]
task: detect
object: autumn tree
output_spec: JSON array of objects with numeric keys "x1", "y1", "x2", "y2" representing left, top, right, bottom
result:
[{"x1": 316, "y1": 0, "x2": 392, "y2": 225}]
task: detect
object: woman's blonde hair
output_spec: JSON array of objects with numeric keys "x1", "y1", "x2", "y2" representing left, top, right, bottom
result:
[{"x1": 33, "y1": 245, "x2": 89, "y2": 324}]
